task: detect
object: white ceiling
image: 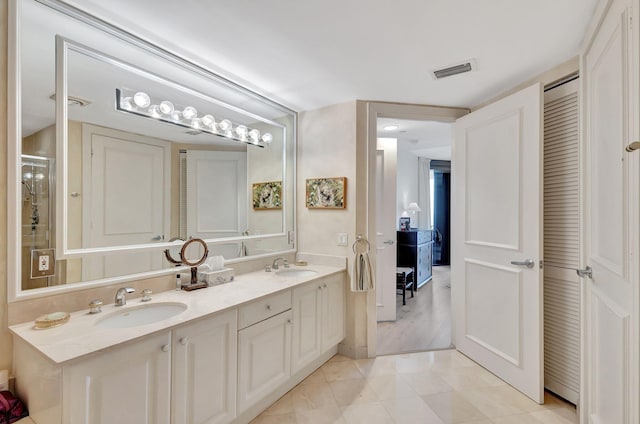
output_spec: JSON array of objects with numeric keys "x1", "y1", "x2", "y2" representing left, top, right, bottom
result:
[
  {"x1": 377, "y1": 118, "x2": 453, "y2": 160},
  {"x1": 60, "y1": 0, "x2": 599, "y2": 112}
]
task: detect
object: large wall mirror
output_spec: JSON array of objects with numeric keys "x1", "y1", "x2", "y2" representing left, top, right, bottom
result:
[{"x1": 9, "y1": 0, "x2": 296, "y2": 299}]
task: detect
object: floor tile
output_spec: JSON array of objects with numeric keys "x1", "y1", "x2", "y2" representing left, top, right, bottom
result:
[
  {"x1": 290, "y1": 382, "x2": 338, "y2": 411},
  {"x1": 321, "y1": 360, "x2": 364, "y2": 382},
  {"x1": 381, "y1": 395, "x2": 445, "y2": 423},
  {"x1": 366, "y1": 374, "x2": 418, "y2": 400},
  {"x1": 458, "y1": 386, "x2": 528, "y2": 418},
  {"x1": 530, "y1": 408, "x2": 579, "y2": 424},
  {"x1": 262, "y1": 391, "x2": 293, "y2": 415},
  {"x1": 299, "y1": 368, "x2": 328, "y2": 386},
  {"x1": 422, "y1": 391, "x2": 489, "y2": 424},
  {"x1": 249, "y1": 411, "x2": 297, "y2": 424},
  {"x1": 434, "y1": 363, "x2": 506, "y2": 391},
  {"x1": 401, "y1": 370, "x2": 454, "y2": 396},
  {"x1": 329, "y1": 379, "x2": 379, "y2": 406},
  {"x1": 354, "y1": 356, "x2": 397, "y2": 377},
  {"x1": 296, "y1": 406, "x2": 346, "y2": 424},
  {"x1": 341, "y1": 402, "x2": 395, "y2": 424},
  {"x1": 490, "y1": 413, "x2": 546, "y2": 424}
]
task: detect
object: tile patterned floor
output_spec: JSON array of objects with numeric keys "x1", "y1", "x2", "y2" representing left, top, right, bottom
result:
[{"x1": 250, "y1": 349, "x2": 578, "y2": 424}]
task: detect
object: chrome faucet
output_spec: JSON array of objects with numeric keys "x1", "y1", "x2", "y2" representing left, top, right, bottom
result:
[
  {"x1": 114, "y1": 287, "x2": 135, "y2": 306},
  {"x1": 272, "y1": 257, "x2": 289, "y2": 270}
]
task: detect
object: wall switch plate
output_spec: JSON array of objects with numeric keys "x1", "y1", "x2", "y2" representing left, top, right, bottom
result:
[
  {"x1": 337, "y1": 233, "x2": 348, "y2": 246},
  {"x1": 31, "y1": 248, "x2": 56, "y2": 279}
]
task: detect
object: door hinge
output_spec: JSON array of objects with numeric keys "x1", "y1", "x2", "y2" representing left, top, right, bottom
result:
[{"x1": 539, "y1": 260, "x2": 544, "y2": 269}]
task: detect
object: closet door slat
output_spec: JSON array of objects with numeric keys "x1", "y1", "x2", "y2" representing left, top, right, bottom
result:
[{"x1": 543, "y1": 85, "x2": 580, "y2": 404}]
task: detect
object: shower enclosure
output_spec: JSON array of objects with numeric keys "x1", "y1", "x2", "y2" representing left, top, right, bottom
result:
[{"x1": 21, "y1": 154, "x2": 55, "y2": 289}]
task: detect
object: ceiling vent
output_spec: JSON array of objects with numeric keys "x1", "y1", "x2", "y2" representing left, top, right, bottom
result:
[{"x1": 431, "y1": 59, "x2": 477, "y2": 80}]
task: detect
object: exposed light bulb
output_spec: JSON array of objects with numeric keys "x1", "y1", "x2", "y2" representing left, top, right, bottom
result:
[
  {"x1": 192, "y1": 118, "x2": 202, "y2": 129},
  {"x1": 261, "y1": 133, "x2": 273, "y2": 144},
  {"x1": 182, "y1": 106, "x2": 197, "y2": 120},
  {"x1": 159, "y1": 100, "x2": 174, "y2": 115},
  {"x1": 149, "y1": 105, "x2": 161, "y2": 118},
  {"x1": 235, "y1": 125, "x2": 248, "y2": 140},
  {"x1": 23, "y1": 172, "x2": 33, "y2": 180},
  {"x1": 218, "y1": 119, "x2": 232, "y2": 131},
  {"x1": 248, "y1": 129, "x2": 261, "y2": 143},
  {"x1": 170, "y1": 110, "x2": 182, "y2": 121},
  {"x1": 121, "y1": 97, "x2": 133, "y2": 111},
  {"x1": 133, "y1": 92, "x2": 151, "y2": 108},
  {"x1": 34, "y1": 173, "x2": 45, "y2": 181},
  {"x1": 201, "y1": 114, "x2": 215, "y2": 128}
]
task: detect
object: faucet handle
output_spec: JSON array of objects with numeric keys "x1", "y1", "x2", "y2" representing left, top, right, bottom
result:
[
  {"x1": 141, "y1": 289, "x2": 152, "y2": 302},
  {"x1": 265, "y1": 265, "x2": 272, "y2": 272},
  {"x1": 283, "y1": 259, "x2": 290, "y2": 268},
  {"x1": 88, "y1": 299, "x2": 103, "y2": 314}
]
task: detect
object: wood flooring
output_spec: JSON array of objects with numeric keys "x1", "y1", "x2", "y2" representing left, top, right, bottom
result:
[{"x1": 377, "y1": 266, "x2": 453, "y2": 356}]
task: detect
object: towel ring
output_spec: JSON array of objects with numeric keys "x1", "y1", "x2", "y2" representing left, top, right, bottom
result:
[{"x1": 352, "y1": 234, "x2": 371, "y2": 254}]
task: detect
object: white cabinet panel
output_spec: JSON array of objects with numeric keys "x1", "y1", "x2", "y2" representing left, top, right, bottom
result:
[
  {"x1": 291, "y1": 282, "x2": 322, "y2": 374},
  {"x1": 63, "y1": 332, "x2": 171, "y2": 424},
  {"x1": 321, "y1": 273, "x2": 346, "y2": 350},
  {"x1": 172, "y1": 310, "x2": 237, "y2": 424},
  {"x1": 237, "y1": 310, "x2": 292, "y2": 413}
]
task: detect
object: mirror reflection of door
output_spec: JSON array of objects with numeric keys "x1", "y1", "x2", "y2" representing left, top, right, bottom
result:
[
  {"x1": 82, "y1": 124, "x2": 170, "y2": 280},
  {"x1": 185, "y1": 150, "x2": 247, "y2": 259}
]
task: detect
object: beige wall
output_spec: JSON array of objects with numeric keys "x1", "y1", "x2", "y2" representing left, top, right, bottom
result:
[
  {"x1": 1, "y1": 0, "x2": 12, "y2": 371},
  {"x1": 298, "y1": 101, "x2": 370, "y2": 357}
]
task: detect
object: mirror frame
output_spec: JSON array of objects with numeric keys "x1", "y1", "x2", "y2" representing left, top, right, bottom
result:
[{"x1": 8, "y1": 0, "x2": 297, "y2": 301}]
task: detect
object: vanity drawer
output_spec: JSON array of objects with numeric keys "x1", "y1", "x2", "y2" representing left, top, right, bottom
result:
[{"x1": 239, "y1": 290, "x2": 292, "y2": 329}]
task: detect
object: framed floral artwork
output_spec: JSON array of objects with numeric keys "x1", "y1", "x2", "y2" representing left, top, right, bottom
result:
[
  {"x1": 252, "y1": 181, "x2": 282, "y2": 209},
  {"x1": 306, "y1": 177, "x2": 346, "y2": 209}
]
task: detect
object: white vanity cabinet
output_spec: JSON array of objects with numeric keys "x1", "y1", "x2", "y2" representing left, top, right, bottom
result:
[
  {"x1": 237, "y1": 291, "x2": 293, "y2": 414},
  {"x1": 171, "y1": 309, "x2": 237, "y2": 424},
  {"x1": 291, "y1": 273, "x2": 345, "y2": 374},
  {"x1": 63, "y1": 310, "x2": 238, "y2": 424},
  {"x1": 63, "y1": 331, "x2": 172, "y2": 424}
]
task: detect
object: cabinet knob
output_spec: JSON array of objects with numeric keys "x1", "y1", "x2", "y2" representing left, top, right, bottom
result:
[
  {"x1": 318, "y1": 286, "x2": 322, "y2": 290},
  {"x1": 287, "y1": 319, "x2": 292, "y2": 324},
  {"x1": 266, "y1": 304, "x2": 271, "y2": 310},
  {"x1": 161, "y1": 344, "x2": 170, "y2": 353},
  {"x1": 323, "y1": 284, "x2": 327, "y2": 288},
  {"x1": 179, "y1": 337, "x2": 188, "y2": 346}
]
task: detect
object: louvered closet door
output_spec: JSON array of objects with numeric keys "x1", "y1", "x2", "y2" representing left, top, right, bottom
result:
[{"x1": 543, "y1": 78, "x2": 580, "y2": 404}]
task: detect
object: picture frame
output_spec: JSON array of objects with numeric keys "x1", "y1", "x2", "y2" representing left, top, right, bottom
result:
[
  {"x1": 399, "y1": 217, "x2": 410, "y2": 231},
  {"x1": 252, "y1": 181, "x2": 282, "y2": 210},
  {"x1": 306, "y1": 177, "x2": 346, "y2": 209}
]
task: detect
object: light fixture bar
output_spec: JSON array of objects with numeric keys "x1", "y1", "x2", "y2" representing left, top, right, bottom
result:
[{"x1": 115, "y1": 88, "x2": 273, "y2": 147}]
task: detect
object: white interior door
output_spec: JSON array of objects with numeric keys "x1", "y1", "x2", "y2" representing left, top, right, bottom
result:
[
  {"x1": 452, "y1": 83, "x2": 543, "y2": 403},
  {"x1": 376, "y1": 138, "x2": 398, "y2": 322},
  {"x1": 583, "y1": 0, "x2": 637, "y2": 422},
  {"x1": 186, "y1": 150, "x2": 247, "y2": 243},
  {"x1": 83, "y1": 125, "x2": 170, "y2": 280}
]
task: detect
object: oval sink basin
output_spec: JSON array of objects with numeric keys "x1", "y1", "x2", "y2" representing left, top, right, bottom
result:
[
  {"x1": 96, "y1": 302, "x2": 187, "y2": 329},
  {"x1": 275, "y1": 269, "x2": 318, "y2": 278}
]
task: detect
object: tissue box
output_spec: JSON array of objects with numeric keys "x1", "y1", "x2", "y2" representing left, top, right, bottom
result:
[{"x1": 198, "y1": 267, "x2": 235, "y2": 286}]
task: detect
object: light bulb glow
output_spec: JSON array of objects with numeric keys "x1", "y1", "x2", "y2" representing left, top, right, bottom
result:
[
  {"x1": 121, "y1": 97, "x2": 133, "y2": 111},
  {"x1": 235, "y1": 125, "x2": 248, "y2": 140},
  {"x1": 219, "y1": 119, "x2": 232, "y2": 131},
  {"x1": 248, "y1": 129, "x2": 261, "y2": 143},
  {"x1": 192, "y1": 118, "x2": 202, "y2": 129},
  {"x1": 133, "y1": 92, "x2": 151, "y2": 108},
  {"x1": 170, "y1": 110, "x2": 182, "y2": 121},
  {"x1": 261, "y1": 133, "x2": 273, "y2": 144},
  {"x1": 182, "y1": 106, "x2": 197, "y2": 120},
  {"x1": 149, "y1": 105, "x2": 161, "y2": 118},
  {"x1": 201, "y1": 114, "x2": 215, "y2": 127},
  {"x1": 159, "y1": 101, "x2": 174, "y2": 115}
]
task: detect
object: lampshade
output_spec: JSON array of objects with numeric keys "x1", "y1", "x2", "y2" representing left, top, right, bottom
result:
[
  {"x1": 407, "y1": 202, "x2": 421, "y2": 212},
  {"x1": 401, "y1": 210, "x2": 409, "y2": 217}
]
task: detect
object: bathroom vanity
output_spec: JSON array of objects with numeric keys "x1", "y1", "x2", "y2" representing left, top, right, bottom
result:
[{"x1": 10, "y1": 265, "x2": 345, "y2": 424}]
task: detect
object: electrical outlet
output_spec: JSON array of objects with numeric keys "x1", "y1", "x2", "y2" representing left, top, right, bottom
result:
[
  {"x1": 39, "y1": 255, "x2": 50, "y2": 271},
  {"x1": 337, "y1": 233, "x2": 348, "y2": 246}
]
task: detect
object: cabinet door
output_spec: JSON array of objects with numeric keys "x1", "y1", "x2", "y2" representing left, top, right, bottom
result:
[
  {"x1": 172, "y1": 309, "x2": 237, "y2": 424},
  {"x1": 291, "y1": 282, "x2": 322, "y2": 374},
  {"x1": 63, "y1": 332, "x2": 171, "y2": 424},
  {"x1": 322, "y1": 273, "x2": 345, "y2": 350},
  {"x1": 237, "y1": 310, "x2": 292, "y2": 413}
]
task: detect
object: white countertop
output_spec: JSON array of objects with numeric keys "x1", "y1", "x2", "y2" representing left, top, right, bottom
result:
[{"x1": 10, "y1": 264, "x2": 345, "y2": 365}]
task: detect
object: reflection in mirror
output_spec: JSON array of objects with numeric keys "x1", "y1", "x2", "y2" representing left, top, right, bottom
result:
[{"x1": 15, "y1": 0, "x2": 296, "y2": 295}]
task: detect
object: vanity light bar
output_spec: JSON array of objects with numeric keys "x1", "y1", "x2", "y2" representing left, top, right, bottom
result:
[{"x1": 115, "y1": 88, "x2": 273, "y2": 147}]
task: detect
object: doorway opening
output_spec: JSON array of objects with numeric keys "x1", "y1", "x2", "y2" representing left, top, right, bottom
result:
[{"x1": 374, "y1": 117, "x2": 455, "y2": 356}]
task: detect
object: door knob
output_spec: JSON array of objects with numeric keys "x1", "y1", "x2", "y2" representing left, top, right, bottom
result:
[
  {"x1": 383, "y1": 240, "x2": 394, "y2": 245},
  {"x1": 510, "y1": 259, "x2": 534, "y2": 268},
  {"x1": 576, "y1": 266, "x2": 593, "y2": 279}
]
